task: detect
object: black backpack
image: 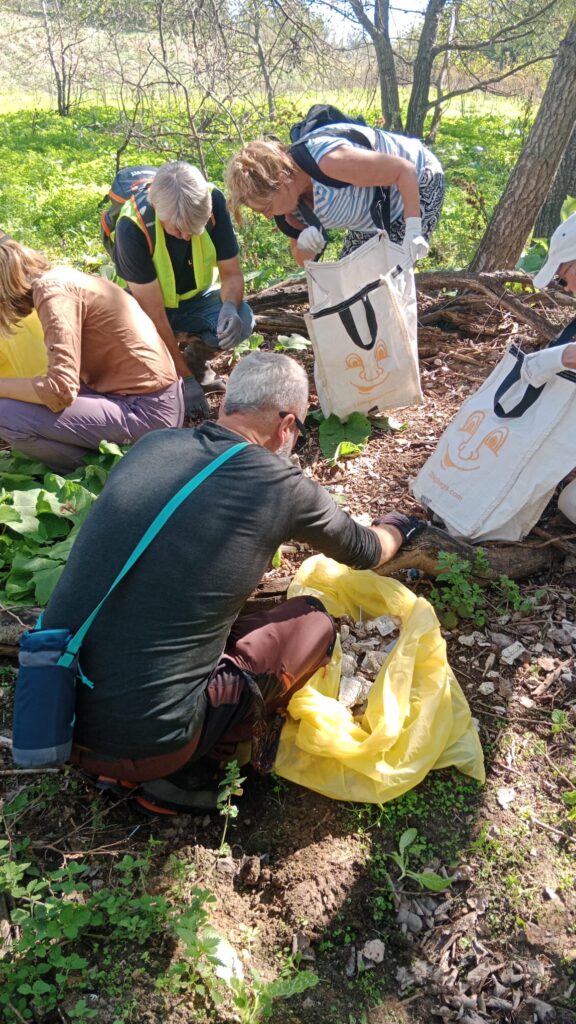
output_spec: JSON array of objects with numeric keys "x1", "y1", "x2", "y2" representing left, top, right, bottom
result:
[
  {"x1": 100, "y1": 165, "x2": 159, "y2": 257},
  {"x1": 274, "y1": 105, "x2": 391, "y2": 243}
]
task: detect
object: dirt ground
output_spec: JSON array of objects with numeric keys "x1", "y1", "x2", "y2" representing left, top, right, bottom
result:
[{"x1": 1, "y1": 317, "x2": 576, "y2": 1024}]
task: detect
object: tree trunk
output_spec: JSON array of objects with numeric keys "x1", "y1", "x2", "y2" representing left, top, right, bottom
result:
[
  {"x1": 534, "y1": 118, "x2": 576, "y2": 237},
  {"x1": 253, "y1": 11, "x2": 276, "y2": 121},
  {"x1": 373, "y1": 32, "x2": 403, "y2": 130},
  {"x1": 405, "y1": 0, "x2": 448, "y2": 139},
  {"x1": 426, "y1": 0, "x2": 459, "y2": 144},
  {"x1": 470, "y1": 15, "x2": 576, "y2": 274}
]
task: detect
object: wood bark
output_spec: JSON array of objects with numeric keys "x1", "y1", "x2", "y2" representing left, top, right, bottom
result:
[
  {"x1": 372, "y1": 525, "x2": 559, "y2": 580},
  {"x1": 534, "y1": 118, "x2": 576, "y2": 238},
  {"x1": 470, "y1": 15, "x2": 576, "y2": 274},
  {"x1": 347, "y1": 0, "x2": 403, "y2": 130},
  {"x1": 248, "y1": 269, "x2": 563, "y2": 342},
  {"x1": 405, "y1": 0, "x2": 449, "y2": 139}
]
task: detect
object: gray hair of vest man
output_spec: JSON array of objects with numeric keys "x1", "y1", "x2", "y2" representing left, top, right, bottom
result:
[
  {"x1": 223, "y1": 351, "x2": 309, "y2": 421},
  {"x1": 148, "y1": 161, "x2": 212, "y2": 235}
]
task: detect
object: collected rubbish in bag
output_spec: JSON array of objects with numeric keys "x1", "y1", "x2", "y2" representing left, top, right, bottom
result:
[
  {"x1": 337, "y1": 613, "x2": 401, "y2": 712},
  {"x1": 274, "y1": 555, "x2": 485, "y2": 803}
]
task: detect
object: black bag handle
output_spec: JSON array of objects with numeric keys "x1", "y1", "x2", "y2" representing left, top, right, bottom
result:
[
  {"x1": 493, "y1": 349, "x2": 546, "y2": 419},
  {"x1": 338, "y1": 292, "x2": 379, "y2": 351},
  {"x1": 494, "y1": 328, "x2": 576, "y2": 419}
]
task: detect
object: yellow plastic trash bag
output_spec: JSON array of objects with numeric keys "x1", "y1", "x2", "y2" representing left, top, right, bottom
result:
[
  {"x1": 0, "y1": 312, "x2": 47, "y2": 378},
  {"x1": 274, "y1": 555, "x2": 485, "y2": 802}
]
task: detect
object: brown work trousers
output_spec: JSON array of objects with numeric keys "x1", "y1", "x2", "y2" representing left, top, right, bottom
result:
[{"x1": 72, "y1": 596, "x2": 335, "y2": 782}]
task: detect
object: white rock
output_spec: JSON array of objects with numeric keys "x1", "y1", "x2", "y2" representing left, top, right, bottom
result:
[
  {"x1": 338, "y1": 675, "x2": 363, "y2": 707},
  {"x1": 500, "y1": 641, "x2": 526, "y2": 664},
  {"x1": 361, "y1": 939, "x2": 385, "y2": 963},
  {"x1": 369, "y1": 615, "x2": 398, "y2": 638},
  {"x1": 497, "y1": 786, "x2": 516, "y2": 809},
  {"x1": 490, "y1": 632, "x2": 514, "y2": 647},
  {"x1": 341, "y1": 652, "x2": 358, "y2": 677},
  {"x1": 478, "y1": 681, "x2": 495, "y2": 696},
  {"x1": 458, "y1": 630, "x2": 488, "y2": 647},
  {"x1": 362, "y1": 651, "x2": 387, "y2": 676}
]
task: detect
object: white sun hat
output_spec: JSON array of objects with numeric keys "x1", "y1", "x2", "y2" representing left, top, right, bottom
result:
[{"x1": 533, "y1": 211, "x2": 576, "y2": 288}]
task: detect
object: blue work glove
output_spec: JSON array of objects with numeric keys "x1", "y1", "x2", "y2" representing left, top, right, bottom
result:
[
  {"x1": 373, "y1": 512, "x2": 427, "y2": 545},
  {"x1": 216, "y1": 300, "x2": 244, "y2": 350},
  {"x1": 182, "y1": 376, "x2": 210, "y2": 419}
]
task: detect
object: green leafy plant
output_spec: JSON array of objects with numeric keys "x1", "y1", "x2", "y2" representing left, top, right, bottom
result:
[
  {"x1": 496, "y1": 574, "x2": 532, "y2": 614},
  {"x1": 0, "y1": 829, "x2": 171, "y2": 1022},
  {"x1": 0, "y1": 443, "x2": 125, "y2": 605},
  {"x1": 231, "y1": 333, "x2": 265, "y2": 361},
  {"x1": 273, "y1": 333, "x2": 311, "y2": 353},
  {"x1": 217, "y1": 760, "x2": 246, "y2": 854},
  {"x1": 429, "y1": 550, "x2": 490, "y2": 628},
  {"x1": 551, "y1": 709, "x2": 574, "y2": 737},
  {"x1": 385, "y1": 828, "x2": 454, "y2": 892},
  {"x1": 157, "y1": 893, "x2": 227, "y2": 1003},
  {"x1": 430, "y1": 549, "x2": 531, "y2": 627},
  {"x1": 229, "y1": 968, "x2": 319, "y2": 1023},
  {"x1": 318, "y1": 412, "x2": 373, "y2": 463}
]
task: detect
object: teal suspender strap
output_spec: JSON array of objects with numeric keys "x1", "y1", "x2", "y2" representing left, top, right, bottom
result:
[{"x1": 58, "y1": 442, "x2": 248, "y2": 667}]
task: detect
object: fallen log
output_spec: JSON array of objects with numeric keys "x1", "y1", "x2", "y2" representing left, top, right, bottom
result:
[{"x1": 373, "y1": 525, "x2": 559, "y2": 580}]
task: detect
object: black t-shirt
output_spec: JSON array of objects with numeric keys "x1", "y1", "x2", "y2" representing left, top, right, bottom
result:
[
  {"x1": 43, "y1": 424, "x2": 380, "y2": 759},
  {"x1": 113, "y1": 187, "x2": 239, "y2": 295}
]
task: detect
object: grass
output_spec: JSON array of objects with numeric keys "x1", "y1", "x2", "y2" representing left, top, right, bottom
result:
[{"x1": 0, "y1": 91, "x2": 537, "y2": 279}]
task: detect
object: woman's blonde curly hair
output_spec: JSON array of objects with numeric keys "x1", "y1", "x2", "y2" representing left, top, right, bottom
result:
[
  {"x1": 0, "y1": 235, "x2": 51, "y2": 336},
  {"x1": 225, "y1": 140, "x2": 296, "y2": 222}
]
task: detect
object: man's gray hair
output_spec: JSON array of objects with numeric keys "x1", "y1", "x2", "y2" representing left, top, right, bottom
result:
[
  {"x1": 223, "y1": 351, "x2": 309, "y2": 418},
  {"x1": 148, "y1": 162, "x2": 212, "y2": 235}
]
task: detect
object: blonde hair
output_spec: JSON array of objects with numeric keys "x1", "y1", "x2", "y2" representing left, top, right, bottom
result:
[
  {"x1": 0, "y1": 237, "x2": 51, "y2": 336},
  {"x1": 225, "y1": 140, "x2": 296, "y2": 222},
  {"x1": 148, "y1": 162, "x2": 212, "y2": 236}
]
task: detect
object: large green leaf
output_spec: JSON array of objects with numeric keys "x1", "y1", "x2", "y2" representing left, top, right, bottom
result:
[
  {"x1": 0, "y1": 505, "x2": 22, "y2": 525},
  {"x1": 318, "y1": 413, "x2": 372, "y2": 462},
  {"x1": 33, "y1": 564, "x2": 66, "y2": 605}
]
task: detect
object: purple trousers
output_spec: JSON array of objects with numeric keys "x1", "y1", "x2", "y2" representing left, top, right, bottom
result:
[{"x1": 0, "y1": 381, "x2": 184, "y2": 473}]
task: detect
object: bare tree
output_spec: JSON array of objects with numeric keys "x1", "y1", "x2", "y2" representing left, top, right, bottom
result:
[
  {"x1": 470, "y1": 14, "x2": 576, "y2": 272},
  {"x1": 39, "y1": 0, "x2": 88, "y2": 115},
  {"x1": 316, "y1": 0, "x2": 564, "y2": 134}
]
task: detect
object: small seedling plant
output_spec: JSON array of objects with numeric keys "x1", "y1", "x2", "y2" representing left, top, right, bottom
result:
[
  {"x1": 430, "y1": 549, "x2": 532, "y2": 628},
  {"x1": 217, "y1": 760, "x2": 246, "y2": 854},
  {"x1": 385, "y1": 828, "x2": 454, "y2": 892}
]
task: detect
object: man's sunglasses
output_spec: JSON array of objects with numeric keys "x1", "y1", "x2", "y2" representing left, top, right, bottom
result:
[{"x1": 279, "y1": 410, "x2": 308, "y2": 452}]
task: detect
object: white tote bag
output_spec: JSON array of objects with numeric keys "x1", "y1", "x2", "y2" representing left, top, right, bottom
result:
[
  {"x1": 304, "y1": 233, "x2": 422, "y2": 420},
  {"x1": 411, "y1": 330, "x2": 576, "y2": 541}
]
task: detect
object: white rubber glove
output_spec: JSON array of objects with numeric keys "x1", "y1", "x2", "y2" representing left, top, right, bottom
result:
[
  {"x1": 403, "y1": 217, "x2": 429, "y2": 263},
  {"x1": 521, "y1": 346, "x2": 569, "y2": 388},
  {"x1": 296, "y1": 225, "x2": 326, "y2": 257}
]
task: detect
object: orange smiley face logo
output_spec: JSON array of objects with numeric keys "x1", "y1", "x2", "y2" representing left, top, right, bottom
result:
[
  {"x1": 345, "y1": 339, "x2": 390, "y2": 394},
  {"x1": 442, "y1": 411, "x2": 509, "y2": 471}
]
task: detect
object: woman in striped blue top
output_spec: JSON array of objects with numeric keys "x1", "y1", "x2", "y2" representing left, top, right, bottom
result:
[{"x1": 226, "y1": 124, "x2": 444, "y2": 268}]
